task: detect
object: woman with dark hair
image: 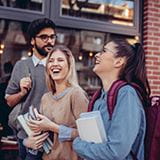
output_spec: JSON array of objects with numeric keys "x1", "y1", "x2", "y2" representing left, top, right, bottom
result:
[
  {"x1": 23, "y1": 45, "x2": 88, "y2": 160},
  {"x1": 73, "y1": 39, "x2": 150, "y2": 160}
]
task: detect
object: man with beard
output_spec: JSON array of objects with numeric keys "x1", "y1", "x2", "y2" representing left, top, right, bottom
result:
[{"x1": 5, "y1": 18, "x2": 56, "y2": 160}]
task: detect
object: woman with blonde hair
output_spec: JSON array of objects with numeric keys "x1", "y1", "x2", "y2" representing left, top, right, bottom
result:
[{"x1": 24, "y1": 45, "x2": 88, "y2": 160}]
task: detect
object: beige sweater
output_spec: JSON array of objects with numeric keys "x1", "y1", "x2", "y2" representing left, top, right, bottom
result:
[{"x1": 40, "y1": 87, "x2": 88, "y2": 160}]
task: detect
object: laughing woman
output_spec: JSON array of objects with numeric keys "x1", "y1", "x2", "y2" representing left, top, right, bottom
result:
[
  {"x1": 73, "y1": 39, "x2": 150, "y2": 160},
  {"x1": 24, "y1": 45, "x2": 88, "y2": 160}
]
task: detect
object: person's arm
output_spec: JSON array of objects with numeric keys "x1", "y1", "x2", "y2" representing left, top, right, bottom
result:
[
  {"x1": 5, "y1": 61, "x2": 32, "y2": 107},
  {"x1": 6, "y1": 77, "x2": 31, "y2": 107},
  {"x1": 6, "y1": 90, "x2": 27, "y2": 107},
  {"x1": 73, "y1": 87, "x2": 144, "y2": 160}
]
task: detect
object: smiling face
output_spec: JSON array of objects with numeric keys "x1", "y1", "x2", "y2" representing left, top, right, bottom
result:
[
  {"x1": 93, "y1": 41, "x2": 118, "y2": 75},
  {"x1": 93, "y1": 41, "x2": 126, "y2": 79},
  {"x1": 47, "y1": 50, "x2": 69, "y2": 83}
]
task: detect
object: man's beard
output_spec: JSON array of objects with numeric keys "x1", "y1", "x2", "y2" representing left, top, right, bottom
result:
[{"x1": 35, "y1": 43, "x2": 53, "y2": 57}]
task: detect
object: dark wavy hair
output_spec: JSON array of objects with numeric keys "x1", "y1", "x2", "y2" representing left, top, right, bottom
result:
[
  {"x1": 110, "y1": 39, "x2": 150, "y2": 107},
  {"x1": 27, "y1": 18, "x2": 56, "y2": 43}
]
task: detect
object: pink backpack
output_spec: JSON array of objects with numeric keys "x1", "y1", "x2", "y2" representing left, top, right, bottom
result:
[{"x1": 88, "y1": 80, "x2": 160, "y2": 160}]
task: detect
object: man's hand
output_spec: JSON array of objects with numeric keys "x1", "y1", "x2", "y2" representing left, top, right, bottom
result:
[
  {"x1": 6, "y1": 76, "x2": 32, "y2": 107},
  {"x1": 20, "y1": 76, "x2": 32, "y2": 95}
]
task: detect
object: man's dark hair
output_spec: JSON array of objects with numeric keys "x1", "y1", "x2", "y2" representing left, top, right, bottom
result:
[{"x1": 27, "y1": 18, "x2": 56, "y2": 43}]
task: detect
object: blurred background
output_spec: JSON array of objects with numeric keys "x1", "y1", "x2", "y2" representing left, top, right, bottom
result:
[{"x1": 0, "y1": 0, "x2": 160, "y2": 159}]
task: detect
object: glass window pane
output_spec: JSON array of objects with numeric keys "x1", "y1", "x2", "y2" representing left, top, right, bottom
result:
[
  {"x1": 62, "y1": 0, "x2": 134, "y2": 26},
  {"x1": 0, "y1": 19, "x2": 30, "y2": 77},
  {"x1": 56, "y1": 27, "x2": 137, "y2": 97},
  {"x1": 0, "y1": 0, "x2": 44, "y2": 12},
  {"x1": 0, "y1": 19, "x2": 137, "y2": 97}
]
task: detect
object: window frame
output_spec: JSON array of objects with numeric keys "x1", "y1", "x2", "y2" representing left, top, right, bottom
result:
[
  {"x1": 51, "y1": 0, "x2": 141, "y2": 36},
  {"x1": 0, "y1": 0, "x2": 51, "y2": 22}
]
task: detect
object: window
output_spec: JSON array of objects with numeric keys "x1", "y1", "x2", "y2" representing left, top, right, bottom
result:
[
  {"x1": 0, "y1": 0, "x2": 50, "y2": 22},
  {"x1": 0, "y1": 19, "x2": 29, "y2": 76},
  {"x1": 0, "y1": 0, "x2": 141, "y2": 93},
  {"x1": 0, "y1": 0, "x2": 44, "y2": 12},
  {"x1": 0, "y1": 18, "x2": 137, "y2": 93},
  {"x1": 62, "y1": 0, "x2": 134, "y2": 26},
  {"x1": 51, "y1": 0, "x2": 141, "y2": 36}
]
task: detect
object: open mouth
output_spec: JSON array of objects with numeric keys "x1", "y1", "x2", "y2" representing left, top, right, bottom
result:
[
  {"x1": 95, "y1": 59, "x2": 100, "y2": 64},
  {"x1": 45, "y1": 46, "x2": 53, "y2": 51},
  {"x1": 52, "y1": 68, "x2": 61, "y2": 74}
]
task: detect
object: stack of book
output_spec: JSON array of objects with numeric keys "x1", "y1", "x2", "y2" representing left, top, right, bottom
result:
[{"x1": 17, "y1": 106, "x2": 53, "y2": 154}]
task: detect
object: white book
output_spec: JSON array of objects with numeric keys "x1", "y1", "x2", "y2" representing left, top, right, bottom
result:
[
  {"x1": 76, "y1": 111, "x2": 107, "y2": 143},
  {"x1": 17, "y1": 114, "x2": 33, "y2": 136}
]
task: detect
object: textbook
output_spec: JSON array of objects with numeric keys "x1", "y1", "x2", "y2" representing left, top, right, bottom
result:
[
  {"x1": 76, "y1": 111, "x2": 107, "y2": 143},
  {"x1": 17, "y1": 106, "x2": 53, "y2": 154}
]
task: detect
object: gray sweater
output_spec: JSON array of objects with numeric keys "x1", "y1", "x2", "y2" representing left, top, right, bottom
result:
[{"x1": 6, "y1": 57, "x2": 47, "y2": 138}]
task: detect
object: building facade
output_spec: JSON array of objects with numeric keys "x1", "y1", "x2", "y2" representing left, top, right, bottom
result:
[
  {"x1": 143, "y1": 0, "x2": 160, "y2": 95},
  {"x1": 0, "y1": 0, "x2": 159, "y2": 95}
]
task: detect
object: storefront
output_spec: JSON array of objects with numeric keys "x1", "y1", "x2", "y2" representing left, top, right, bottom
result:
[
  {"x1": 1, "y1": 2, "x2": 160, "y2": 159},
  {"x1": 1, "y1": 0, "x2": 156, "y2": 96}
]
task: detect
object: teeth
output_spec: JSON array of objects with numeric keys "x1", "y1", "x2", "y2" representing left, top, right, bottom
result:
[
  {"x1": 95, "y1": 61, "x2": 100, "y2": 64},
  {"x1": 53, "y1": 69, "x2": 60, "y2": 71},
  {"x1": 52, "y1": 68, "x2": 61, "y2": 73},
  {"x1": 46, "y1": 47, "x2": 53, "y2": 50}
]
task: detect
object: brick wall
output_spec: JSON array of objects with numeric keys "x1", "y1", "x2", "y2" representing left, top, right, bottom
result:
[{"x1": 143, "y1": 0, "x2": 160, "y2": 95}]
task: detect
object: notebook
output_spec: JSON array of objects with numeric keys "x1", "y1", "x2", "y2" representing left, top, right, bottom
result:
[{"x1": 76, "y1": 111, "x2": 107, "y2": 143}]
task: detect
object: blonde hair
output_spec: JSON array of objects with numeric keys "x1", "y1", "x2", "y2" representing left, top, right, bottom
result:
[{"x1": 45, "y1": 45, "x2": 81, "y2": 94}]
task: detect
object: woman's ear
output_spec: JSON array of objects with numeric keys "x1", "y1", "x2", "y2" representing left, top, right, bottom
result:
[
  {"x1": 114, "y1": 57, "x2": 126, "y2": 68},
  {"x1": 31, "y1": 38, "x2": 35, "y2": 46}
]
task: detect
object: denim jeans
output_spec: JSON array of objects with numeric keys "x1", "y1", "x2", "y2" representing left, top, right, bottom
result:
[{"x1": 18, "y1": 138, "x2": 43, "y2": 160}]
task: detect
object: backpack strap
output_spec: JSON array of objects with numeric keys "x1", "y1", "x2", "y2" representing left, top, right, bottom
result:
[
  {"x1": 107, "y1": 80, "x2": 128, "y2": 120},
  {"x1": 88, "y1": 89, "x2": 101, "y2": 112},
  {"x1": 87, "y1": 80, "x2": 128, "y2": 118}
]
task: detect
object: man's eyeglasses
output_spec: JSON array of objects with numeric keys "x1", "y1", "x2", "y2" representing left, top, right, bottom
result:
[{"x1": 36, "y1": 34, "x2": 57, "y2": 43}]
